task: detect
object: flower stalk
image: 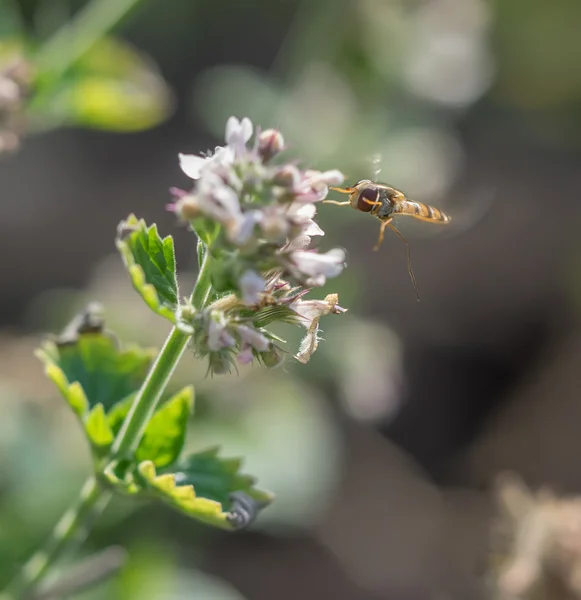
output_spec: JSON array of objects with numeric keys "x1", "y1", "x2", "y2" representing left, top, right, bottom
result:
[{"x1": 2, "y1": 114, "x2": 349, "y2": 599}]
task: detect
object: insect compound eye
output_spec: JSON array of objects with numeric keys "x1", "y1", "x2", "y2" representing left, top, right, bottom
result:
[{"x1": 357, "y1": 187, "x2": 379, "y2": 212}]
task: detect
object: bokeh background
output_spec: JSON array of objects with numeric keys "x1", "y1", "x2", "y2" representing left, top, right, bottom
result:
[{"x1": 2, "y1": 0, "x2": 581, "y2": 598}]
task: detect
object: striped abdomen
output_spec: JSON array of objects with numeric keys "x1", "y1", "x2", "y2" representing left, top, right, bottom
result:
[{"x1": 395, "y1": 199, "x2": 451, "y2": 224}]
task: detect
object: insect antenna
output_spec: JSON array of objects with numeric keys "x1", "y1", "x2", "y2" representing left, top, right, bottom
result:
[{"x1": 388, "y1": 222, "x2": 420, "y2": 302}]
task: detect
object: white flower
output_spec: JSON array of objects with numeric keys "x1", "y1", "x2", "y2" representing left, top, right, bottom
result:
[
  {"x1": 237, "y1": 346, "x2": 254, "y2": 365},
  {"x1": 294, "y1": 169, "x2": 346, "y2": 203},
  {"x1": 259, "y1": 205, "x2": 290, "y2": 241},
  {"x1": 207, "y1": 313, "x2": 236, "y2": 351},
  {"x1": 272, "y1": 164, "x2": 301, "y2": 188},
  {"x1": 235, "y1": 323, "x2": 270, "y2": 365},
  {"x1": 226, "y1": 210, "x2": 262, "y2": 245},
  {"x1": 225, "y1": 116, "x2": 253, "y2": 157},
  {"x1": 178, "y1": 116, "x2": 253, "y2": 180},
  {"x1": 236, "y1": 325, "x2": 270, "y2": 352},
  {"x1": 306, "y1": 169, "x2": 345, "y2": 187},
  {"x1": 283, "y1": 233, "x2": 313, "y2": 252},
  {"x1": 192, "y1": 173, "x2": 242, "y2": 224},
  {"x1": 290, "y1": 248, "x2": 346, "y2": 286},
  {"x1": 239, "y1": 270, "x2": 266, "y2": 305},
  {"x1": 179, "y1": 146, "x2": 234, "y2": 180},
  {"x1": 287, "y1": 202, "x2": 324, "y2": 237}
]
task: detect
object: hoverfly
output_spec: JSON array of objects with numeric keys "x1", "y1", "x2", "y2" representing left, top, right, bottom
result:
[{"x1": 324, "y1": 159, "x2": 451, "y2": 300}]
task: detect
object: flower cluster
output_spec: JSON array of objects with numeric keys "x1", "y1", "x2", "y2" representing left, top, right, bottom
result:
[{"x1": 171, "y1": 116, "x2": 347, "y2": 372}]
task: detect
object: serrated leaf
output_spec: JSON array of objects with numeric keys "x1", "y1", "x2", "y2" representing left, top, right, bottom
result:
[
  {"x1": 135, "y1": 461, "x2": 234, "y2": 530},
  {"x1": 133, "y1": 447, "x2": 272, "y2": 530},
  {"x1": 117, "y1": 214, "x2": 179, "y2": 322},
  {"x1": 37, "y1": 331, "x2": 154, "y2": 413},
  {"x1": 136, "y1": 386, "x2": 194, "y2": 468},
  {"x1": 38, "y1": 358, "x2": 89, "y2": 417},
  {"x1": 168, "y1": 447, "x2": 273, "y2": 507},
  {"x1": 85, "y1": 403, "x2": 114, "y2": 450}
]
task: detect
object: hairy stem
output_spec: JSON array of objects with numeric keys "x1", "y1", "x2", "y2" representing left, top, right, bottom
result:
[
  {"x1": 191, "y1": 247, "x2": 213, "y2": 310},
  {"x1": 2, "y1": 242, "x2": 215, "y2": 599},
  {"x1": 112, "y1": 243, "x2": 212, "y2": 457},
  {"x1": 110, "y1": 325, "x2": 190, "y2": 457}
]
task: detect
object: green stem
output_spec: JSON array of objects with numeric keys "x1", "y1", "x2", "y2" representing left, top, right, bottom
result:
[
  {"x1": 36, "y1": 0, "x2": 148, "y2": 78},
  {"x1": 110, "y1": 325, "x2": 190, "y2": 457},
  {"x1": 111, "y1": 243, "x2": 213, "y2": 457},
  {"x1": 1, "y1": 477, "x2": 111, "y2": 600},
  {"x1": 191, "y1": 247, "x2": 213, "y2": 310},
  {"x1": 3, "y1": 236, "x2": 217, "y2": 599}
]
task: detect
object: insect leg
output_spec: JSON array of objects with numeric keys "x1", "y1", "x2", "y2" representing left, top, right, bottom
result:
[
  {"x1": 373, "y1": 217, "x2": 392, "y2": 252},
  {"x1": 362, "y1": 198, "x2": 382, "y2": 208},
  {"x1": 329, "y1": 186, "x2": 355, "y2": 194},
  {"x1": 324, "y1": 186, "x2": 355, "y2": 206},
  {"x1": 322, "y1": 199, "x2": 351, "y2": 206},
  {"x1": 387, "y1": 222, "x2": 420, "y2": 302}
]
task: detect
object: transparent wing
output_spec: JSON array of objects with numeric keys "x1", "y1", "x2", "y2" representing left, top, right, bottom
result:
[
  {"x1": 392, "y1": 185, "x2": 496, "y2": 240},
  {"x1": 370, "y1": 152, "x2": 383, "y2": 181},
  {"x1": 358, "y1": 152, "x2": 495, "y2": 240}
]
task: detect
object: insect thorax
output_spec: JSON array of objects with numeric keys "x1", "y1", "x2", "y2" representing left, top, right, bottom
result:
[{"x1": 374, "y1": 186, "x2": 396, "y2": 218}]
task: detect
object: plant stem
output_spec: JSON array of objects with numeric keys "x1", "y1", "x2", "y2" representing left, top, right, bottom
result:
[
  {"x1": 1, "y1": 477, "x2": 111, "y2": 600},
  {"x1": 3, "y1": 241, "x2": 216, "y2": 599},
  {"x1": 111, "y1": 244, "x2": 212, "y2": 457},
  {"x1": 191, "y1": 247, "x2": 213, "y2": 310},
  {"x1": 36, "y1": 0, "x2": 148, "y2": 78},
  {"x1": 110, "y1": 325, "x2": 190, "y2": 457}
]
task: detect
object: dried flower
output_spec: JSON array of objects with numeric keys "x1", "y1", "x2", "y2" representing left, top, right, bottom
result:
[
  {"x1": 292, "y1": 294, "x2": 347, "y2": 364},
  {"x1": 493, "y1": 473, "x2": 581, "y2": 599}
]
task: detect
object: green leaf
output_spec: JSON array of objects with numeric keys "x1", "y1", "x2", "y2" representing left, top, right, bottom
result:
[
  {"x1": 136, "y1": 461, "x2": 230, "y2": 529},
  {"x1": 168, "y1": 447, "x2": 273, "y2": 508},
  {"x1": 85, "y1": 403, "x2": 115, "y2": 450},
  {"x1": 192, "y1": 217, "x2": 221, "y2": 248},
  {"x1": 117, "y1": 214, "x2": 179, "y2": 322},
  {"x1": 36, "y1": 330, "x2": 155, "y2": 455},
  {"x1": 136, "y1": 386, "x2": 194, "y2": 468},
  {"x1": 107, "y1": 393, "x2": 135, "y2": 437},
  {"x1": 37, "y1": 331, "x2": 154, "y2": 413},
  {"x1": 132, "y1": 447, "x2": 272, "y2": 529}
]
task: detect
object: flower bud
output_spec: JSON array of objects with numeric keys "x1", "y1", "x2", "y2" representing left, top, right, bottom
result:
[
  {"x1": 258, "y1": 129, "x2": 285, "y2": 162},
  {"x1": 173, "y1": 195, "x2": 201, "y2": 221},
  {"x1": 272, "y1": 164, "x2": 300, "y2": 188},
  {"x1": 208, "y1": 351, "x2": 233, "y2": 375},
  {"x1": 260, "y1": 344, "x2": 284, "y2": 368}
]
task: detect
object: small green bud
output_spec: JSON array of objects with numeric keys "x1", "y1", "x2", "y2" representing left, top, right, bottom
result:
[
  {"x1": 260, "y1": 344, "x2": 284, "y2": 368},
  {"x1": 208, "y1": 351, "x2": 233, "y2": 375}
]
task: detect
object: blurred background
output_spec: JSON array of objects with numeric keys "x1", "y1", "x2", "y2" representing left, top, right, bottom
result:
[{"x1": 2, "y1": 0, "x2": 581, "y2": 598}]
